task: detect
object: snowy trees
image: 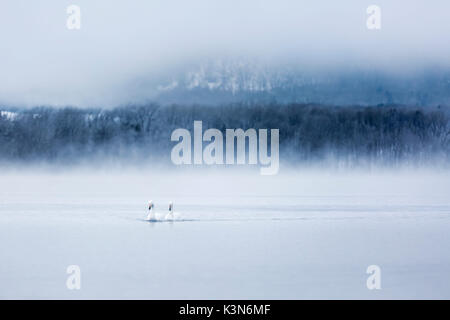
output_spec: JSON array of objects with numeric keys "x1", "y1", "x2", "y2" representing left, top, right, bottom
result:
[{"x1": 0, "y1": 103, "x2": 448, "y2": 166}]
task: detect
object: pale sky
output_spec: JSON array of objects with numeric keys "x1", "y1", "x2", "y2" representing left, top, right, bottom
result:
[{"x1": 0, "y1": 0, "x2": 449, "y2": 107}]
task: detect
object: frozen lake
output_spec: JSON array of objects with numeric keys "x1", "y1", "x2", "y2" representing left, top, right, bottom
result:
[{"x1": 0, "y1": 168, "x2": 450, "y2": 299}]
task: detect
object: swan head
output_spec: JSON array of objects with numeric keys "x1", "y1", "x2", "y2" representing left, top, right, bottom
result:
[
  {"x1": 148, "y1": 200, "x2": 154, "y2": 209},
  {"x1": 169, "y1": 202, "x2": 173, "y2": 211}
]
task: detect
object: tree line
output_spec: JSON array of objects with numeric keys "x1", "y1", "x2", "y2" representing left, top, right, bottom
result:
[{"x1": 0, "y1": 103, "x2": 448, "y2": 167}]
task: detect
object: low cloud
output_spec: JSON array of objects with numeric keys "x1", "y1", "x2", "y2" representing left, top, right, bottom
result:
[{"x1": 0, "y1": 0, "x2": 449, "y2": 107}]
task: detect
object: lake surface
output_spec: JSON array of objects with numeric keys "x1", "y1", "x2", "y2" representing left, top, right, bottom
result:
[{"x1": 1, "y1": 169, "x2": 449, "y2": 299}]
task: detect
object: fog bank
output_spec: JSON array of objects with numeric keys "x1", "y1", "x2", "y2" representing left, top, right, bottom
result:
[{"x1": 0, "y1": 1, "x2": 449, "y2": 107}]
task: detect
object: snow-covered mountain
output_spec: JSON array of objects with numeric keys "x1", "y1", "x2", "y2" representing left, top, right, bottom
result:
[{"x1": 130, "y1": 59, "x2": 450, "y2": 107}]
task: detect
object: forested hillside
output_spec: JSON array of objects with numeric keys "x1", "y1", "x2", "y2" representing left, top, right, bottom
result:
[{"x1": 0, "y1": 103, "x2": 448, "y2": 167}]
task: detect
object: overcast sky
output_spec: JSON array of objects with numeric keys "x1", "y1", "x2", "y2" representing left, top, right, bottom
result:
[{"x1": 0, "y1": 0, "x2": 449, "y2": 107}]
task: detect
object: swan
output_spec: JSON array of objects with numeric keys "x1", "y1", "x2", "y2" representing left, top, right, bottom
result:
[
  {"x1": 146, "y1": 200, "x2": 156, "y2": 221},
  {"x1": 165, "y1": 202, "x2": 174, "y2": 221}
]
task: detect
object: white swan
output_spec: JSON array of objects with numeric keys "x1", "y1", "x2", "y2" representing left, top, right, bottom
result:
[
  {"x1": 165, "y1": 202, "x2": 174, "y2": 221},
  {"x1": 146, "y1": 200, "x2": 156, "y2": 221}
]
